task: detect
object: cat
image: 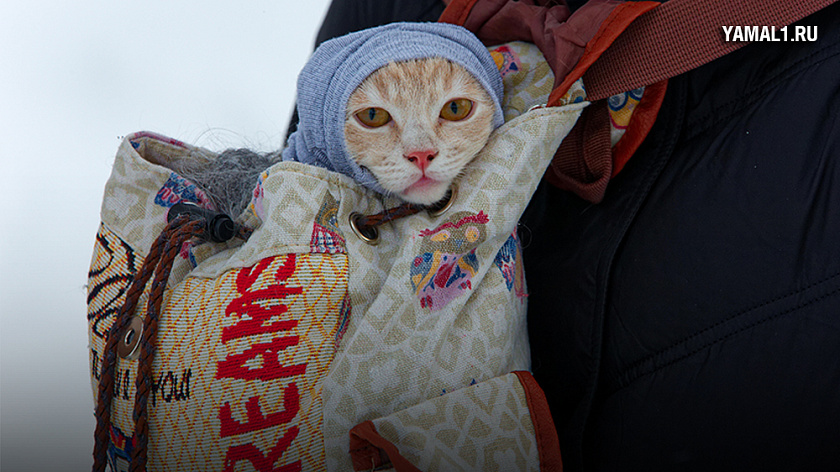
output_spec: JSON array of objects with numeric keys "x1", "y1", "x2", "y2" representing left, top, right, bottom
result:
[
  {"x1": 174, "y1": 22, "x2": 504, "y2": 219},
  {"x1": 179, "y1": 57, "x2": 498, "y2": 216},
  {"x1": 344, "y1": 57, "x2": 496, "y2": 205}
]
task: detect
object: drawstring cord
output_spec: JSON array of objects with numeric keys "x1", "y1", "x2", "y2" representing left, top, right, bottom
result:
[
  {"x1": 92, "y1": 208, "x2": 246, "y2": 472},
  {"x1": 91, "y1": 187, "x2": 453, "y2": 470},
  {"x1": 351, "y1": 186, "x2": 457, "y2": 243}
]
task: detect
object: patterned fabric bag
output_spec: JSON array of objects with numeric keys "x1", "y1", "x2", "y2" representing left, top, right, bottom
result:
[{"x1": 88, "y1": 43, "x2": 583, "y2": 471}]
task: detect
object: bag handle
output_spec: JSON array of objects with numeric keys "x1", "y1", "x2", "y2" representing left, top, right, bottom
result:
[
  {"x1": 92, "y1": 207, "x2": 249, "y2": 472},
  {"x1": 584, "y1": 0, "x2": 838, "y2": 100},
  {"x1": 549, "y1": 0, "x2": 837, "y2": 202}
]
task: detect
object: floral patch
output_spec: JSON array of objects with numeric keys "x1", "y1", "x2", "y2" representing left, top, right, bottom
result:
[
  {"x1": 410, "y1": 211, "x2": 489, "y2": 311},
  {"x1": 249, "y1": 169, "x2": 269, "y2": 221},
  {"x1": 493, "y1": 231, "x2": 527, "y2": 299},
  {"x1": 179, "y1": 239, "x2": 199, "y2": 268},
  {"x1": 608, "y1": 87, "x2": 645, "y2": 130},
  {"x1": 333, "y1": 293, "x2": 352, "y2": 351},
  {"x1": 154, "y1": 173, "x2": 212, "y2": 266},
  {"x1": 129, "y1": 131, "x2": 187, "y2": 150},
  {"x1": 155, "y1": 172, "x2": 213, "y2": 210},
  {"x1": 608, "y1": 87, "x2": 645, "y2": 147},
  {"x1": 310, "y1": 193, "x2": 346, "y2": 254},
  {"x1": 489, "y1": 45, "x2": 522, "y2": 78},
  {"x1": 108, "y1": 424, "x2": 136, "y2": 472}
]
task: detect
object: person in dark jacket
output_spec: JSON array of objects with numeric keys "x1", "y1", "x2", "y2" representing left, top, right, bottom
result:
[
  {"x1": 301, "y1": 1, "x2": 840, "y2": 470},
  {"x1": 522, "y1": 2, "x2": 840, "y2": 469}
]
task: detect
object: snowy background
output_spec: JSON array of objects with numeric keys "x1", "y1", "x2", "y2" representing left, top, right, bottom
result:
[{"x1": 0, "y1": 1, "x2": 331, "y2": 469}]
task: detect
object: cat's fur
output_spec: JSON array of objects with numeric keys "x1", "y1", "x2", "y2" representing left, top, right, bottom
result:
[
  {"x1": 344, "y1": 57, "x2": 496, "y2": 205},
  {"x1": 180, "y1": 57, "x2": 496, "y2": 215}
]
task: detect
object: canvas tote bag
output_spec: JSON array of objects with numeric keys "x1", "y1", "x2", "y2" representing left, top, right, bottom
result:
[{"x1": 88, "y1": 42, "x2": 583, "y2": 472}]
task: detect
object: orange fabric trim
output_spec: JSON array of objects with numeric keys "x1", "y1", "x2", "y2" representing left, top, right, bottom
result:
[
  {"x1": 585, "y1": 0, "x2": 836, "y2": 100},
  {"x1": 349, "y1": 420, "x2": 422, "y2": 472},
  {"x1": 548, "y1": 1, "x2": 659, "y2": 106},
  {"x1": 611, "y1": 79, "x2": 668, "y2": 177},
  {"x1": 545, "y1": 100, "x2": 613, "y2": 203},
  {"x1": 514, "y1": 371, "x2": 564, "y2": 471},
  {"x1": 438, "y1": 0, "x2": 481, "y2": 26}
]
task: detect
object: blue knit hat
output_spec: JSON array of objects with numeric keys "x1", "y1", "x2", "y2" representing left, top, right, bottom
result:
[{"x1": 281, "y1": 22, "x2": 504, "y2": 194}]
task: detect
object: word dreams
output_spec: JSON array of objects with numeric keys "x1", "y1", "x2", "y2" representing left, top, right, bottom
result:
[
  {"x1": 216, "y1": 255, "x2": 306, "y2": 472},
  {"x1": 722, "y1": 25, "x2": 818, "y2": 42}
]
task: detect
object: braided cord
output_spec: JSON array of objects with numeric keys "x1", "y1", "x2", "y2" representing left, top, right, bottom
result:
[
  {"x1": 353, "y1": 202, "x2": 424, "y2": 232},
  {"x1": 130, "y1": 219, "x2": 203, "y2": 471},
  {"x1": 92, "y1": 216, "x2": 204, "y2": 472},
  {"x1": 92, "y1": 198, "x2": 426, "y2": 470},
  {"x1": 92, "y1": 226, "x2": 169, "y2": 471}
]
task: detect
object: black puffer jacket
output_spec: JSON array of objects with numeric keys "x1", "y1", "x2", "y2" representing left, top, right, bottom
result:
[{"x1": 522, "y1": 3, "x2": 840, "y2": 470}]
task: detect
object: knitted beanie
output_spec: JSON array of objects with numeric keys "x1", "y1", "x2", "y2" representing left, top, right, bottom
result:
[{"x1": 281, "y1": 22, "x2": 504, "y2": 194}]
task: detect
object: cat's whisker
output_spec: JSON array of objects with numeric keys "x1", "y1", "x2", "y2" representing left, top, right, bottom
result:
[{"x1": 342, "y1": 56, "x2": 496, "y2": 206}]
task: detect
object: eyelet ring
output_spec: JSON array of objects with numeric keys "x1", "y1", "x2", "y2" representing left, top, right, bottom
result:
[
  {"x1": 118, "y1": 316, "x2": 143, "y2": 360},
  {"x1": 350, "y1": 212, "x2": 380, "y2": 245},
  {"x1": 427, "y1": 184, "x2": 457, "y2": 218}
]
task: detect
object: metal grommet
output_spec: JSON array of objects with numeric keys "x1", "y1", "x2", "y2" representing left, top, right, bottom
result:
[
  {"x1": 349, "y1": 212, "x2": 380, "y2": 245},
  {"x1": 427, "y1": 184, "x2": 458, "y2": 218},
  {"x1": 118, "y1": 316, "x2": 143, "y2": 360}
]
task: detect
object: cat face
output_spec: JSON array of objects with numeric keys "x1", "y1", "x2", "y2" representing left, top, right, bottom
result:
[{"x1": 344, "y1": 57, "x2": 496, "y2": 205}]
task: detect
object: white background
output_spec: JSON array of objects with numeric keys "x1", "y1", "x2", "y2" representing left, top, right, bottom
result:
[{"x1": 0, "y1": 1, "x2": 331, "y2": 469}]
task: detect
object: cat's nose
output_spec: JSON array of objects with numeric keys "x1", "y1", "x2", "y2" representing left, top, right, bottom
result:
[{"x1": 405, "y1": 150, "x2": 438, "y2": 172}]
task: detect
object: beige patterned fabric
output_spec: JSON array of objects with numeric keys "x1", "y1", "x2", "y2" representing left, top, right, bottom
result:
[
  {"x1": 88, "y1": 42, "x2": 585, "y2": 471},
  {"x1": 359, "y1": 373, "x2": 540, "y2": 471},
  {"x1": 491, "y1": 42, "x2": 558, "y2": 121},
  {"x1": 89, "y1": 227, "x2": 349, "y2": 471},
  {"x1": 319, "y1": 101, "x2": 582, "y2": 471}
]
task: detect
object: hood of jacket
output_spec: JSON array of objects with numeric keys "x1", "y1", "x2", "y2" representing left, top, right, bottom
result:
[{"x1": 281, "y1": 22, "x2": 505, "y2": 194}]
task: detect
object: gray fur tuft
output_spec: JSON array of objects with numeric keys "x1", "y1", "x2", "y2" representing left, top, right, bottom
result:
[{"x1": 175, "y1": 148, "x2": 279, "y2": 218}]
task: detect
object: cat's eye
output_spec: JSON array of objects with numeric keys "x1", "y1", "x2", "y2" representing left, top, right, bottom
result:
[
  {"x1": 440, "y1": 99, "x2": 473, "y2": 121},
  {"x1": 355, "y1": 107, "x2": 391, "y2": 128}
]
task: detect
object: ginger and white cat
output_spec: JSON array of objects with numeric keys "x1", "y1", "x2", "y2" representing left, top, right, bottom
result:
[
  {"x1": 180, "y1": 57, "x2": 496, "y2": 216},
  {"x1": 344, "y1": 57, "x2": 496, "y2": 205}
]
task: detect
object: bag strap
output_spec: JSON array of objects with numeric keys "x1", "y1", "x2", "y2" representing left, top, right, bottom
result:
[
  {"x1": 584, "y1": 0, "x2": 838, "y2": 100},
  {"x1": 92, "y1": 216, "x2": 205, "y2": 472},
  {"x1": 549, "y1": 0, "x2": 837, "y2": 202},
  {"x1": 92, "y1": 206, "x2": 250, "y2": 472}
]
